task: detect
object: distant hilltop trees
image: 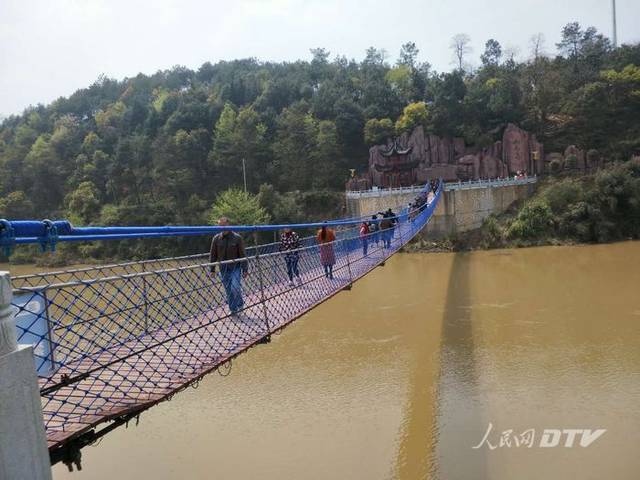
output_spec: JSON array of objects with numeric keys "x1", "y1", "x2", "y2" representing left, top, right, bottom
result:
[{"x1": 0, "y1": 23, "x2": 638, "y2": 261}]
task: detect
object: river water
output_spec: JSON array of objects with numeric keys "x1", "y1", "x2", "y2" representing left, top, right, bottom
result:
[{"x1": 4, "y1": 242, "x2": 640, "y2": 479}]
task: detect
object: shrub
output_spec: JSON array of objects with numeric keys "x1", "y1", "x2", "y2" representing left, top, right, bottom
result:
[
  {"x1": 549, "y1": 159, "x2": 562, "y2": 174},
  {"x1": 480, "y1": 215, "x2": 504, "y2": 248},
  {"x1": 564, "y1": 154, "x2": 578, "y2": 170},
  {"x1": 543, "y1": 178, "x2": 584, "y2": 214},
  {"x1": 507, "y1": 200, "x2": 553, "y2": 239}
]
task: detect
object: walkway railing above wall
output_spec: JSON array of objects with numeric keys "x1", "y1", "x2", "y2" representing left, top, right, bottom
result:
[
  {"x1": 346, "y1": 176, "x2": 537, "y2": 198},
  {"x1": 445, "y1": 175, "x2": 537, "y2": 191}
]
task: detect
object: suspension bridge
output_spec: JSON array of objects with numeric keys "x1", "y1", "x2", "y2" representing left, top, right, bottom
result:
[{"x1": 0, "y1": 181, "x2": 442, "y2": 473}]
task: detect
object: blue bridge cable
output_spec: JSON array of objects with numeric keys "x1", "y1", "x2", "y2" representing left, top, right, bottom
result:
[{"x1": 0, "y1": 181, "x2": 441, "y2": 253}]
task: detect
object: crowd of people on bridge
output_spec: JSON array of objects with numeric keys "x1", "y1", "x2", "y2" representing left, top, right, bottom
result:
[
  {"x1": 208, "y1": 183, "x2": 436, "y2": 317},
  {"x1": 408, "y1": 193, "x2": 430, "y2": 222},
  {"x1": 359, "y1": 207, "x2": 397, "y2": 255},
  {"x1": 407, "y1": 181, "x2": 438, "y2": 222}
]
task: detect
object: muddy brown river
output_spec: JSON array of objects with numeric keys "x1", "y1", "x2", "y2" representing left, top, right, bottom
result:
[{"x1": 4, "y1": 242, "x2": 640, "y2": 479}]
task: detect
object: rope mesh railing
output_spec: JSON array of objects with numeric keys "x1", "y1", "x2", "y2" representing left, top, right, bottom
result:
[{"x1": 10, "y1": 182, "x2": 442, "y2": 450}]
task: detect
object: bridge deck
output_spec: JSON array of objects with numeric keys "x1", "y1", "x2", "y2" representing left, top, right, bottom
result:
[
  {"x1": 10, "y1": 185, "x2": 441, "y2": 453},
  {"x1": 39, "y1": 239, "x2": 400, "y2": 449}
]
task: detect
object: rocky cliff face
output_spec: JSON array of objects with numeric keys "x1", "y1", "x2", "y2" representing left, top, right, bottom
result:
[{"x1": 347, "y1": 124, "x2": 572, "y2": 190}]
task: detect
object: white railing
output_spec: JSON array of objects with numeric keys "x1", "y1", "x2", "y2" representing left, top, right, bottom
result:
[
  {"x1": 346, "y1": 176, "x2": 537, "y2": 198},
  {"x1": 445, "y1": 175, "x2": 537, "y2": 191},
  {"x1": 345, "y1": 184, "x2": 426, "y2": 199}
]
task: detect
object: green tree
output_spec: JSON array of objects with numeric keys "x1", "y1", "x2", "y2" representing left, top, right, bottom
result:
[
  {"x1": 0, "y1": 191, "x2": 33, "y2": 219},
  {"x1": 556, "y1": 22, "x2": 612, "y2": 86},
  {"x1": 398, "y1": 42, "x2": 419, "y2": 69},
  {"x1": 521, "y1": 56, "x2": 562, "y2": 135},
  {"x1": 481, "y1": 39, "x2": 502, "y2": 67},
  {"x1": 557, "y1": 22, "x2": 583, "y2": 60},
  {"x1": 272, "y1": 102, "x2": 318, "y2": 190},
  {"x1": 386, "y1": 65, "x2": 416, "y2": 104},
  {"x1": 360, "y1": 47, "x2": 401, "y2": 119},
  {"x1": 66, "y1": 181, "x2": 101, "y2": 224},
  {"x1": 257, "y1": 183, "x2": 303, "y2": 223},
  {"x1": 395, "y1": 101, "x2": 429, "y2": 134},
  {"x1": 364, "y1": 118, "x2": 395, "y2": 145},
  {"x1": 429, "y1": 71, "x2": 467, "y2": 136},
  {"x1": 81, "y1": 131, "x2": 102, "y2": 155},
  {"x1": 23, "y1": 135, "x2": 64, "y2": 213},
  {"x1": 312, "y1": 120, "x2": 345, "y2": 188},
  {"x1": 210, "y1": 103, "x2": 266, "y2": 190},
  {"x1": 211, "y1": 102, "x2": 237, "y2": 165},
  {"x1": 207, "y1": 188, "x2": 271, "y2": 226}
]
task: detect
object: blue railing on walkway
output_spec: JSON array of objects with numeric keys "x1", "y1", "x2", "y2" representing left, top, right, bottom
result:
[{"x1": 2, "y1": 209, "x2": 410, "y2": 255}]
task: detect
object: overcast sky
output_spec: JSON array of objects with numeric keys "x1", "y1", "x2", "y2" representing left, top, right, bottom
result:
[{"x1": 1, "y1": 0, "x2": 638, "y2": 116}]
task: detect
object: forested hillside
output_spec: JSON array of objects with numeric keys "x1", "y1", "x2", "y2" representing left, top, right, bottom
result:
[{"x1": 0, "y1": 22, "x2": 639, "y2": 261}]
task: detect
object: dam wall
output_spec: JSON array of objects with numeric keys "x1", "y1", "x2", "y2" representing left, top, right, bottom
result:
[{"x1": 345, "y1": 178, "x2": 537, "y2": 238}]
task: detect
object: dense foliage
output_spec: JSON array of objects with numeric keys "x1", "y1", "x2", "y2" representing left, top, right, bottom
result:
[
  {"x1": 0, "y1": 23, "x2": 639, "y2": 261},
  {"x1": 452, "y1": 158, "x2": 640, "y2": 250}
]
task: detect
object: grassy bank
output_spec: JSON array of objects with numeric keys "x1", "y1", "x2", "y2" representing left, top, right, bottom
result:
[{"x1": 407, "y1": 158, "x2": 640, "y2": 252}]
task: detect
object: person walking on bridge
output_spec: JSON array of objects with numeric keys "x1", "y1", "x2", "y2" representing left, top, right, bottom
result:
[
  {"x1": 387, "y1": 208, "x2": 398, "y2": 246},
  {"x1": 369, "y1": 215, "x2": 380, "y2": 246},
  {"x1": 279, "y1": 227, "x2": 302, "y2": 287},
  {"x1": 209, "y1": 217, "x2": 248, "y2": 316},
  {"x1": 316, "y1": 224, "x2": 336, "y2": 279},
  {"x1": 378, "y1": 211, "x2": 393, "y2": 248},
  {"x1": 359, "y1": 221, "x2": 370, "y2": 257}
]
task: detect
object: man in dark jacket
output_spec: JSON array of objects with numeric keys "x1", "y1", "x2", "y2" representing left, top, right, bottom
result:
[
  {"x1": 387, "y1": 208, "x2": 398, "y2": 247},
  {"x1": 369, "y1": 215, "x2": 380, "y2": 245},
  {"x1": 209, "y1": 217, "x2": 248, "y2": 315},
  {"x1": 378, "y1": 210, "x2": 396, "y2": 248}
]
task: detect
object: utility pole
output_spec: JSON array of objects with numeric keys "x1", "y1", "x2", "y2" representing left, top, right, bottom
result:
[
  {"x1": 612, "y1": 0, "x2": 618, "y2": 48},
  {"x1": 242, "y1": 157, "x2": 247, "y2": 193}
]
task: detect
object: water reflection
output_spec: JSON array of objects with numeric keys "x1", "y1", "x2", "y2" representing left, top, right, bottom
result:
[{"x1": 435, "y1": 252, "x2": 488, "y2": 479}]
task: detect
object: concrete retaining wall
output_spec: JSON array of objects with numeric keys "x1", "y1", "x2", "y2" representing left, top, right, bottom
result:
[{"x1": 346, "y1": 182, "x2": 536, "y2": 238}]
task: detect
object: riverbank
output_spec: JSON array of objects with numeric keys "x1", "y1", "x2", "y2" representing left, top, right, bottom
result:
[
  {"x1": 407, "y1": 158, "x2": 640, "y2": 253},
  {"x1": 404, "y1": 231, "x2": 601, "y2": 253}
]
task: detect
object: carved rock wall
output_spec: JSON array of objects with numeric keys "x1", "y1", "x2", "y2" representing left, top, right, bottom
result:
[
  {"x1": 349, "y1": 124, "x2": 547, "y2": 190},
  {"x1": 346, "y1": 124, "x2": 602, "y2": 191}
]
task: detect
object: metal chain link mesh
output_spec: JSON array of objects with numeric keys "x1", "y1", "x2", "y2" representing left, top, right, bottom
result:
[{"x1": 10, "y1": 185, "x2": 441, "y2": 449}]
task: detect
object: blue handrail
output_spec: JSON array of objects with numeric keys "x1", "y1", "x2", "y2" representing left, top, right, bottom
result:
[{"x1": 0, "y1": 181, "x2": 441, "y2": 254}]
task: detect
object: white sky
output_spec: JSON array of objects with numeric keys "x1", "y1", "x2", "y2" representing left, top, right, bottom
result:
[{"x1": 1, "y1": 0, "x2": 638, "y2": 116}]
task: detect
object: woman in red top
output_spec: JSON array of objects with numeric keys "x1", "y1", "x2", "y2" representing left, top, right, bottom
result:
[
  {"x1": 359, "y1": 221, "x2": 370, "y2": 257},
  {"x1": 316, "y1": 224, "x2": 336, "y2": 279}
]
